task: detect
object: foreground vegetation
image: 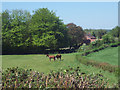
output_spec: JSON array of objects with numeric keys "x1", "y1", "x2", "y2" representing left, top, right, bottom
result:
[{"x1": 2, "y1": 66, "x2": 111, "y2": 88}]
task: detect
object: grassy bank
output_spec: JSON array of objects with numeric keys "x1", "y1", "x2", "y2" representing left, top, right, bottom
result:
[{"x1": 86, "y1": 46, "x2": 119, "y2": 65}]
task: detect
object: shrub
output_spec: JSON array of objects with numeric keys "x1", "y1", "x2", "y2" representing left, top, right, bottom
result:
[
  {"x1": 102, "y1": 34, "x2": 115, "y2": 44},
  {"x1": 77, "y1": 43, "x2": 91, "y2": 52},
  {"x1": 109, "y1": 42, "x2": 120, "y2": 47},
  {"x1": 88, "y1": 40, "x2": 103, "y2": 49}
]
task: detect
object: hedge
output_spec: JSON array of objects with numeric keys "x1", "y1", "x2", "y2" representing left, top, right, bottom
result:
[
  {"x1": 81, "y1": 42, "x2": 120, "y2": 56},
  {"x1": 76, "y1": 54, "x2": 118, "y2": 73}
]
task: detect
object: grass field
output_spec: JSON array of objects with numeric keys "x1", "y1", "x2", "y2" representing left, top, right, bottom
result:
[
  {"x1": 86, "y1": 46, "x2": 119, "y2": 66},
  {"x1": 2, "y1": 53, "x2": 118, "y2": 87}
]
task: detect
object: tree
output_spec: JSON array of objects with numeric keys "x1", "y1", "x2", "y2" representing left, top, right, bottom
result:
[
  {"x1": 102, "y1": 34, "x2": 115, "y2": 44},
  {"x1": 29, "y1": 8, "x2": 69, "y2": 50},
  {"x1": 2, "y1": 8, "x2": 69, "y2": 54},
  {"x1": 3, "y1": 9, "x2": 31, "y2": 46},
  {"x1": 91, "y1": 31, "x2": 96, "y2": 37},
  {"x1": 110, "y1": 26, "x2": 120, "y2": 38},
  {"x1": 66, "y1": 23, "x2": 85, "y2": 48},
  {"x1": 2, "y1": 9, "x2": 32, "y2": 54},
  {"x1": 2, "y1": 10, "x2": 12, "y2": 52},
  {"x1": 97, "y1": 30, "x2": 107, "y2": 39}
]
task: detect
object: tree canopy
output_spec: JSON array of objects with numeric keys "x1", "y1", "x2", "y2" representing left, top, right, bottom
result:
[
  {"x1": 66, "y1": 23, "x2": 85, "y2": 48},
  {"x1": 109, "y1": 26, "x2": 120, "y2": 38},
  {"x1": 2, "y1": 8, "x2": 69, "y2": 54},
  {"x1": 29, "y1": 8, "x2": 68, "y2": 49}
]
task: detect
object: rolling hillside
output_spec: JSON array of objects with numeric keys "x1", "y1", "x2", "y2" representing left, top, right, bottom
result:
[{"x1": 86, "y1": 46, "x2": 119, "y2": 65}]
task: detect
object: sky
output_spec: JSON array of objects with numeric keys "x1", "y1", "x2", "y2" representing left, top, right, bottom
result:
[{"x1": 2, "y1": 2, "x2": 118, "y2": 29}]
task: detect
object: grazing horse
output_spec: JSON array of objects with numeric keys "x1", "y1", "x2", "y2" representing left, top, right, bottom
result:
[
  {"x1": 56, "y1": 54, "x2": 62, "y2": 60},
  {"x1": 46, "y1": 54, "x2": 56, "y2": 61}
]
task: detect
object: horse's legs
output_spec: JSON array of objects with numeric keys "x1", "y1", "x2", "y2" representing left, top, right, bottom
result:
[{"x1": 49, "y1": 58, "x2": 51, "y2": 61}]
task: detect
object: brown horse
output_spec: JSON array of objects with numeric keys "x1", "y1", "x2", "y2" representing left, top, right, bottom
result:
[
  {"x1": 56, "y1": 54, "x2": 62, "y2": 60},
  {"x1": 46, "y1": 54, "x2": 56, "y2": 61}
]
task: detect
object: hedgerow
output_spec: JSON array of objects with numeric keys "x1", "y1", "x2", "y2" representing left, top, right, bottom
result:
[
  {"x1": 76, "y1": 54, "x2": 118, "y2": 73},
  {"x1": 81, "y1": 42, "x2": 120, "y2": 56}
]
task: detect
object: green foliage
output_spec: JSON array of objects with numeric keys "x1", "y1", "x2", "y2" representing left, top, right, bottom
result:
[
  {"x1": 81, "y1": 42, "x2": 120, "y2": 57},
  {"x1": 29, "y1": 8, "x2": 68, "y2": 49},
  {"x1": 2, "y1": 66, "x2": 110, "y2": 88},
  {"x1": 109, "y1": 42, "x2": 120, "y2": 47},
  {"x1": 84, "y1": 29, "x2": 107, "y2": 39},
  {"x1": 2, "y1": 9, "x2": 31, "y2": 52},
  {"x1": 2, "y1": 8, "x2": 69, "y2": 54},
  {"x1": 110, "y1": 26, "x2": 120, "y2": 38},
  {"x1": 115, "y1": 67, "x2": 120, "y2": 84},
  {"x1": 102, "y1": 34, "x2": 115, "y2": 44},
  {"x1": 89, "y1": 40, "x2": 103, "y2": 49},
  {"x1": 78, "y1": 43, "x2": 91, "y2": 52}
]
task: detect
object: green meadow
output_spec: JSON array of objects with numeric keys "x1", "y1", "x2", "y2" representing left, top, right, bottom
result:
[{"x1": 85, "y1": 46, "x2": 119, "y2": 66}]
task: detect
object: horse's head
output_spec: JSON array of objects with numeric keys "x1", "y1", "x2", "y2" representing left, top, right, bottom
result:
[
  {"x1": 46, "y1": 54, "x2": 49, "y2": 57},
  {"x1": 56, "y1": 54, "x2": 61, "y2": 57}
]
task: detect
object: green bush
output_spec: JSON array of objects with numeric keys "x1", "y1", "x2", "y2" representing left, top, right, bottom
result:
[
  {"x1": 102, "y1": 34, "x2": 115, "y2": 44},
  {"x1": 109, "y1": 42, "x2": 120, "y2": 47},
  {"x1": 77, "y1": 43, "x2": 91, "y2": 52},
  {"x1": 88, "y1": 40, "x2": 103, "y2": 49},
  {"x1": 81, "y1": 41, "x2": 120, "y2": 56}
]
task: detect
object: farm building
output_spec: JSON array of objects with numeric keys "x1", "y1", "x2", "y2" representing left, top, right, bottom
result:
[{"x1": 85, "y1": 34, "x2": 96, "y2": 42}]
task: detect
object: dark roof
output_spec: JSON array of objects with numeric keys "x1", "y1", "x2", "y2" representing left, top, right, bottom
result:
[{"x1": 85, "y1": 34, "x2": 96, "y2": 39}]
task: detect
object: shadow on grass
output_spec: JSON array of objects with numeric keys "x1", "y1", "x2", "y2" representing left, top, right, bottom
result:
[{"x1": 55, "y1": 59, "x2": 64, "y2": 61}]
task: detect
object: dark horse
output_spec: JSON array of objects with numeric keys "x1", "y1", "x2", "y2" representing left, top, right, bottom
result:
[
  {"x1": 56, "y1": 54, "x2": 62, "y2": 60},
  {"x1": 46, "y1": 54, "x2": 56, "y2": 61}
]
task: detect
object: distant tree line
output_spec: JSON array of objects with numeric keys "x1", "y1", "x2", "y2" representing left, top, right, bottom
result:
[
  {"x1": 84, "y1": 29, "x2": 107, "y2": 39},
  {"x1": 102, "y1": 26, "x2": 120, "y2": 44}
]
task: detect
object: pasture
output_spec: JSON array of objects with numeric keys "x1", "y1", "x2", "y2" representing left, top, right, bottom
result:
[
  {"x1": 2, "y1": 53, "x2": 118, "y2": 87},
  {"x1": 85, "y1": 46, "x2": 119, "y2": 65}
]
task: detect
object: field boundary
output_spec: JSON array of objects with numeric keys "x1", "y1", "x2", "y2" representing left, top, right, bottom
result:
[
  {"x1": 81, "y1": 42, "x2": 120, "y2": 56},
  {"x1": 76, "y1": 48, "x2": 118, "y2": 73}
]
